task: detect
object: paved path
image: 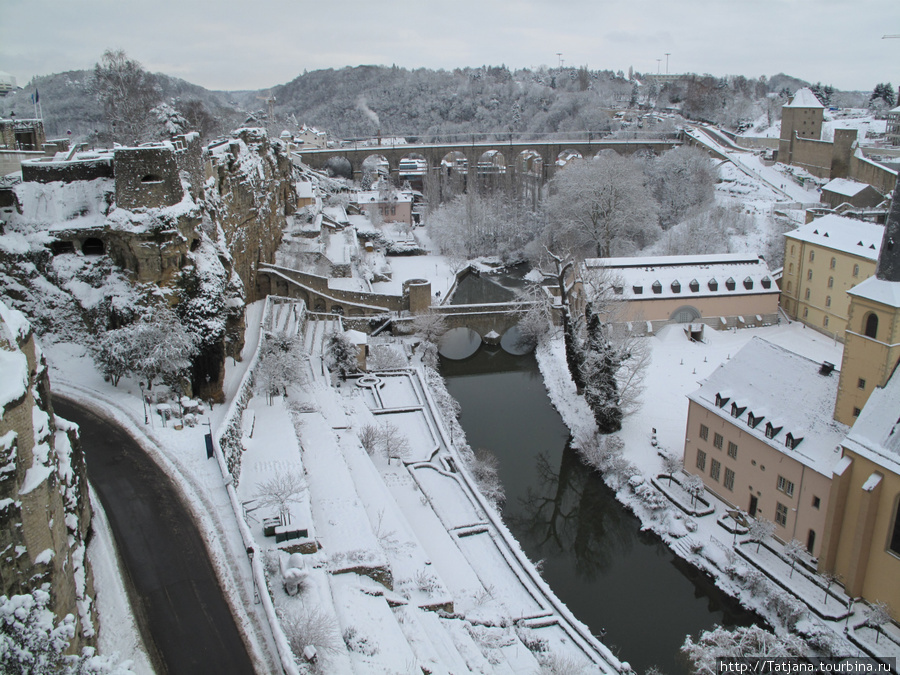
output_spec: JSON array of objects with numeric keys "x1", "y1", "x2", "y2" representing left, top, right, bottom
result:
[{"x1": 55, "y1": 398, "x2": 256, "y2": 675}]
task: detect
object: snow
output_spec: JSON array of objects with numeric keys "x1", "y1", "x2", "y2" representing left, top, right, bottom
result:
[
  {"x1": 822, "y1": 177, "x2": 875, "y2": 198},
  {"x1": 785, "y1": 215, "x2": 883, "y2": 259},
  {"x1": 784, "y1": 88, "x2": 824, "y2": 109},
  {"x1": 843, "y1": 369, "x2": 900, "y2": 473},
  {"x1": 848, "y1": 275, "x2": 900, "y2": 307}
]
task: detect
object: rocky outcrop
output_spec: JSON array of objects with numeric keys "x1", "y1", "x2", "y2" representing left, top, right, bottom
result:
[{"x1": 0, "y1": 300, "x2": 97, "y2": 650}]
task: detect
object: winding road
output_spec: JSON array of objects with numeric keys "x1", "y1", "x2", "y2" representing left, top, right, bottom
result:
[{"x1": 55, "y1": 398, "x2": 256, "y2": 675}]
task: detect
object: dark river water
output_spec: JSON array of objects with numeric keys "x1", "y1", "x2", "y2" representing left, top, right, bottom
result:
[{"x1": 441, "y1": 345, "x2": 758, "y2": 674}]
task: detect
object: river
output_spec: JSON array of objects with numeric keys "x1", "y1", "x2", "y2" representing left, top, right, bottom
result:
[{"x1": 440, "y1": 272, "x2": 757, "y2": 674}]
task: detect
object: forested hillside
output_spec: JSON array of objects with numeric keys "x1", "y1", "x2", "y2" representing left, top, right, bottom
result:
[{"x1": 1, "y1": 58, "x2": 872, "y2": 145}]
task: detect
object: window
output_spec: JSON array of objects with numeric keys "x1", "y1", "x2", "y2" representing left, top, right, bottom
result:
[
  {"x1": 812, "y1": 496, "x2": 821, "y2": 509},
  {"x1": 765, "y1": 422, "x2": 782, "y2": 439},
  {"x1": 710, "y1": 459, "x2": 721, "y2": 482},
  {"x1": 731, "y1": 402, "x2": 746, "y2": 418},
  {"x1": 725, "y1": 277, "x2": 736, "y2": 291},
  {"x1": 689, "y1": 279, "x2": 700, "y2": 292},
  {"x1": 715, "y1": 394, "x2": 729, "y2": 408},
  {"x1": 652, "y1": 280, "x2": 662, "y2": 294},
  {"x1": 805, "y1": 288, "x2": 811, "y2": 300},
  {"x1": 727, "y1": 441, "x2": 738, "y2": 459},
  {"x1": 809, "y1": 250, "x2": 815, "y2": 262},
  {"x1": 788, "y1": 263, "x2": 794, "y2": 274},
  {"x1": 825, "y1": 296, "x2": 831, "y2": 308},
  {"x1": 853, "y1": 264, "x2": 860, "y2": 278},
  {"x1": 786, "y1": 281, "x2": 792, "y2": 292},
  {"x1": 633, "y1": 285, "x2": 643, "y2": 294},
  {"x1": 696, "y1": 449, "x2": 707, "y2": 471},
  {"x1": 777, "y1": 475, "x2": 795, "y2": 497},
  {"x1": 699, "y1": 424, "x2": 709, "y2": 441},
  {"x1": 708, "y1": 278, "x2": 718, "y2": 291},
  {"x1": 747, "y1": 412, "x2": 763, "y2": 429},
  {"x1": 853, "y1": 407, "x2": 861, "y2": 417},
  {"x1": 803, "y1": 307, "x2": 809, "y2": 319},
  {"x1": 743, "y1": 276, "x2": 754, "y2": 290},
  {"x1": 791, "y1": 245, "x2": 795, "y2": 255},
  {"x1": 713, "y1": 433, "x2": 724, "y2": 449},
  {"x1": 807, "y1": 269, "x2": 813, "y2": 281},
  {"x1": 785, "y1": 433, "x2": 803, "y2": 449},
  {"x1": 775, "y1": 502, "x2": 789, "y2": 526},
  {"x1": 858, "y1": 378, "x2": 866, "y2": 390},
  {"x1": 724, "y1": 468, "x2": 735, "y2": 491},
  {"x1": 830, "y1": 257, "x2": 836, "y2": 270},
  {"x1": 671, "y1": 280, "x2": 681, "y2": 293},
  {"x1": 864, "y1": 313, "x2": 878, "y2": 339},
  {"x1": 828, "y1": 276, "x2": 834, "y2": 288},
  {"x1": 824, "y1": 316, "x2": 829, "y2": 328},
  {"x1": 889, "y1": 497, "x2": 900, "y2": 555}
]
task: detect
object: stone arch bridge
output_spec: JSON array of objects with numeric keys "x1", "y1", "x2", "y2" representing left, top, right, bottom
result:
[{"x1": 295, "y1": 136, "x2": 681, "y2": 183}]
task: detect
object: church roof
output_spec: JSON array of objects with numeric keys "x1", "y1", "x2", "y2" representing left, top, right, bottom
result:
[{"x1": 843, "y1": 368, "x2": 900, "y2": 474}]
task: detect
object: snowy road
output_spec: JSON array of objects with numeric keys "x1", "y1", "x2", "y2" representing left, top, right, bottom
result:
[{"x1": 56, "y1": 398, "x2": 257, "y2": 675}]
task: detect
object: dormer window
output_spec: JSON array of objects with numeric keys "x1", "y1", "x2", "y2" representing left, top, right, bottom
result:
[
  {"x1": 731, "y1": 402, "x2": 746, "y2": 418},
  {"x1": 633, "y1": 285, "x2": 643, "y2": 294},
  {"x1": 671, "y1": 280, "x2": 681, "y2": 293},
  {"x1": 715, "y1": 393, "x2": 730, "y2": 408},
  {"x1": 761, "y1": 276, "x2": 772, "y2": 289},
  {"x1": 743, "y1": 276, "x2": 754, "y2": 290},
  {"x1": 708, "y1": 278, "x2": 718, "y2": 291},
  {"x1": 689, "y1": 279, "x2": 700, "y2": 292},
  {"x1": 613, "y1": 285, "x2": 624, "y2": 295},
  {"x1": 725, "y1": 277, "x2": 736, "y2": 291},
  {"x1": 747, "y1": 412, "x2": 763, "y2": 429},
  {"x1": 785, "y1": 433, "x2": 803, "y2": 449},
  {"x1": 765, "y1": 422, "x2": 783, "y2": 439},
  {"x1": 652, "y1": 280, "x2": 662, "y2": 294}
]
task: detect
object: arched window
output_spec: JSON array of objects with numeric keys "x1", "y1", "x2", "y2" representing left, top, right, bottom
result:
[
  {"x1": 830, "y1": 257, "x2": 836, "y2": 270},
  {"x1": 864, "y1": 313, "x2": 878, "y2": 339},
  {"x1": 807, "y1": 269, "x2": 813, "y2": 281},
  {"x1": 825, "y1": 296, "x2": 831, "y2": 307},
  {"x1": 789, "y1": 263, "x2": 794, "y2": 274},
  {"x1": 809, "y1": 250, "x2": 815, "y2": 262},
  {"x1": 828, "y1": 276, "x2": 834, "y2": 288},
  {"x1": 853, "y1": 264, "x2": 860, "y2": 277},
  {"x1": 786, "y1": 281, "x2": 792, "y2": 292}
]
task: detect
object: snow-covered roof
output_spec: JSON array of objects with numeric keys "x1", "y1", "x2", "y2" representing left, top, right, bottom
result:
[
  {"x1": 842, "y1": 368, "x2": 900, "y2": 474},
  {"x1": 688, "y1": 337, "x2": 848, "y2": 476},
  {"x1": 296, "y1": 181, "x2": 314, "y2": 198},
  {"x1": 821, "y1": 178, "x2": 880, "y2": 198},
  {"x1": 785, "y1": 88, "x2": 824, "y2": 109},
  {"x1": 784, "y1": 215, "x2": 883, "y2": 260},
  {"x1": 847, "y1": 275, "x2": 900, "y2": 308},
  {"x1": 583, "y1": 254, "x2": 778, "y2": 301},
  {"x1": 354, "y1": 190, "x2": 413, "y2": 204}
]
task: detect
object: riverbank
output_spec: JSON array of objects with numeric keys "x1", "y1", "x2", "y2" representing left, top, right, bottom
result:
[{"x1": 533, "y1": 322, "x2": 869, "y2": 656}]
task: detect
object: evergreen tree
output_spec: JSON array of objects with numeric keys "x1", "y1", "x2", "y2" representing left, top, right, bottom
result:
[{"x1": 580, "y1": 303, "x2": 623, "y2": 434}]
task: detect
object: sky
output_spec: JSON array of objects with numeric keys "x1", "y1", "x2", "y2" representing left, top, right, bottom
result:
[{"x1": 1, "y1": 0, "x2": 898, "y2": 93}]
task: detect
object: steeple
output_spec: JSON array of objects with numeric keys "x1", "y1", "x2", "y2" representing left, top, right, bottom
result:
[{"x1": 875, "y1": 177, "x2": 900, "y2": 281}]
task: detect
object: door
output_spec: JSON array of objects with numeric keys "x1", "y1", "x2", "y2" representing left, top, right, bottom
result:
[
  {"x1": 749, "y1": 495, "x2": 758, "y2": 517},
  {"x1": 807, "y1": 529, "x2": 816, "y2": 554}
]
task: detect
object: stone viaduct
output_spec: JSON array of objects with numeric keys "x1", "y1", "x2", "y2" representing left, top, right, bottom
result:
[{"x1": 295, "y1": 136, "x2": 681, "y2": 183}]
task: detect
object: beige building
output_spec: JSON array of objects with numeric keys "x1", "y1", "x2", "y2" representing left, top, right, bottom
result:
[
  {"x1": 819, "y1": 371, "x2": 900, "y2": 616},
  {"x1": 820, "y1": 178, "x2": 884, "y2": 210},
  {"x1": 684, "y1": 338, "x2": 847, "y2": 556},
  {"x1": 778, "y1": 88, "x2": 824, "y2": 166},
  {"x1": 353, "y1": 189, "x2": 414, "y2": 226},
  {"x1": 887, "y1": 105, "x2": 900, "y2": 147},
  {"x1": 581, "y1": 254, "x2": 780, "y2": 332},
  {"x1": 781, "y1": 215, "x2": 882, "y2": 340}
]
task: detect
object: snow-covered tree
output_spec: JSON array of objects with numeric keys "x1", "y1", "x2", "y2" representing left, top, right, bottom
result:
[
  {"x1": 411, "y1": 311, "x2": 449, "y2": 345},
  {"x1": 324, "y1": 331, "x2": 358, "y2": 378},
  {"x1": 581, "y1": 304, "x2": 624, "y2": 434},
  {"x1": 95, "y1": 306, "x2": 198, "y2": 390},
  {"x1": 870, "y1": 83, "x2": 896, "y2": 109},
  {"x1": 820, "y1": 570, "x2": 841, "y2": 604},
  {"x1": 661, "y1": 452, "x2": 683, "y2": 485},
  {"x1": 91, "y1": 49, "x2": 161, "y2": 145},
  {"x1": 681, "y1": 625, "x2": 806, "y2": 674},
  {"x1": 254, "y1": 472, "x2": 307, "y2": 526},
  {"x1": 683, "y1": 474, "x2": 705, "y2": 507},
  {"x1": 469, "y1": 448, "x2": 505, "y2": 508},
  {"x1": 748, "y1": 518, "x2": 776, "y2": 553},
  {"x1": 545, "y1": 152, "x2": 661, "y2": 259},
  {"x1": 255, "y1": 334, "x2": 306, "y2": 404},
  {"x1": 784, "y1": 539, "x2": 805, "y2": 578},
  {"x1": 646, "y1": 146, "x2": 716, "y2": 229},
  {"x1": 379, "y1": 421, "x2": 411, "y2": 465},
  {"x1": 0, "y1": 589, "x2": 134, "y2": 675},
  {"x1": 864, "y1": 601, "x2": 892, "y2": 643}
]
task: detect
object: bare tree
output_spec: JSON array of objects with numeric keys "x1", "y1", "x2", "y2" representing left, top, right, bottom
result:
[
  {"x1": 661, "y1": 452, "x2": 682, "y2": 485},
  {"x1": 545, "y1": 152, "x2": 661, "y2": 258},
  {"x1": 359, "y1": 424, "x2": 381, "y2": 456},
  {"x1": 469, "y1": 448, "x2": 505, "y2": 508},
  {"x1": 784, "y1": 539, "x2": 805, "y2": 578},
  {"x1": 378, "y1": 421, "x2": 411, "y2": 465},
  {"x1": 254, "y1": 472, "x2": 307, "y2": 526},
  {"x1": 681, "y1": 624, "x2": 806, "y2": 674},
  {"x1": 820, "y1": 570, "x2": 841, "y2": 603},
  {"x1": 92, "y1": 49, "x2": 162, "y2": 145},
  {"x1": 748, "y1": 518, "x2": 776, "y2": 553},
  {"x1": 865, "y1": 601, "x2": 892, "y2": 643},
  {"x1": 682, "y1": 474, "x2": 705, "y2": 508},
  {"x1": 411, "y1": 311, "x2": 449, "y2": 345}
]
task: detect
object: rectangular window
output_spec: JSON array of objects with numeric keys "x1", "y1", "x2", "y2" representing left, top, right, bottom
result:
[
  {"x1": 713, "y1": 433, "x2": 724, "y2": 450},
  {"x1": 699, "y1": 424, "x2": 709, "y2": 441},
  {"x1": 777, "y1": 475, "x2": 795, "y2": 497},
  {"x1": 710, "y1": 459, "x2": 721, "y2": 482},
  {"x1": 812, "y1": 496, "x2": 821, "y2": 509},
  {"x1": 696, "y1": 449, "x2": 707, "y2": 471},
  {"x1": 858, "y1": 378, "x2": 866, "y2": 390},
  {"x1": 775, "y1": 502, "x2": 789, "y2": 526},
  {"x1": 724, "y1": 467, "x2": 735, "y2": 491},
  {"x1": 727, "y1": 441, "x2": 737, "y2": 458}
]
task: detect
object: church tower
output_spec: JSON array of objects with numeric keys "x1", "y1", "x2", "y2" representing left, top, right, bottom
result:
[{"x1": 834, "y1": 177, "x2": 900, "y2": 425}]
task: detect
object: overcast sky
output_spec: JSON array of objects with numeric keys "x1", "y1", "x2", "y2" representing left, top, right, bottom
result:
[{"x1": 1, "y1": 0, "x2": 898, "y2": 93}]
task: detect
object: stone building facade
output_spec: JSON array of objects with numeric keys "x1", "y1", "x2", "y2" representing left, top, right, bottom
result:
[{"x1": 0, "y1": 300, "x2": 97, "y2": 651}]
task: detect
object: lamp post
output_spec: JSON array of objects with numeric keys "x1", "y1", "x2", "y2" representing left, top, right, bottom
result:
[{"x1": 139, "y1": 382, "x2": 148, "y2": 425}]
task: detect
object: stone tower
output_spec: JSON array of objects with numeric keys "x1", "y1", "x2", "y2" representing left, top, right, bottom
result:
[
  {"x1": 834, "y1": 177, "x2": 900, "y2": 424},
  {"x1": 778, "y1": 88, "x2": 824, "y2": 165}
]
